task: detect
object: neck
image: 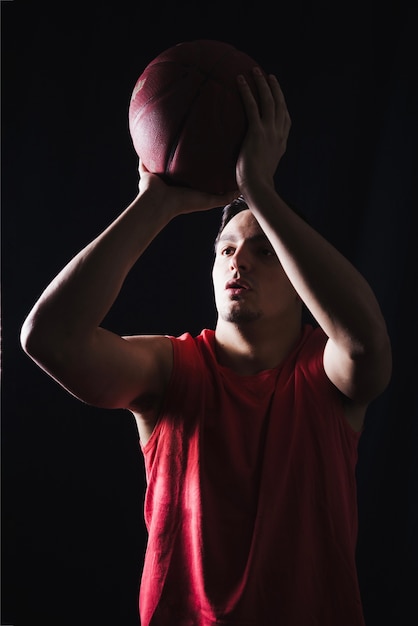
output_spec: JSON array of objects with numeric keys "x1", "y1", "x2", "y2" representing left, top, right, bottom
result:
[{"x1": 214, "y1": 315, "x2": 303, "y2": 375}]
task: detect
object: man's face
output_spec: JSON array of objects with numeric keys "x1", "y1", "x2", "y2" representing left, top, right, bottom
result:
[{"x1": 212, "y1": 210, "x2": 299, "y2": 325}]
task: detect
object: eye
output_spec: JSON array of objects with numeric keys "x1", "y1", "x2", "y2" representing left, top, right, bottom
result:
[{"x1": 221, "y1": 246, "x2": 235, "y2": 256}]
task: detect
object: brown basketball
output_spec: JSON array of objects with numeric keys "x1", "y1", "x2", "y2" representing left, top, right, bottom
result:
[{"x1": 128, "y1": 39, "x2": 266, "y2": 194}]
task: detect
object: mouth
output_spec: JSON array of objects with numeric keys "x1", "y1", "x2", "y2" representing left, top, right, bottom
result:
[{"x1": 225, "y1": 279, "x2": 252, "y2": 295}]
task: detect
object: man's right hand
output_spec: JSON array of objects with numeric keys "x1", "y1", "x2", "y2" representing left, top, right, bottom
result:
[{"x1": 137, "y1": 158, "x2": 239, "y2": 218}]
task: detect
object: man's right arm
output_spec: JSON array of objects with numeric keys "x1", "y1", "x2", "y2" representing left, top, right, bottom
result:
[
  {"x1": 20, "y1": 186, "x2": 174, "y2": 411},
  {"x1": 20, "y1": 166, "x2": 237, "y2": 435}
]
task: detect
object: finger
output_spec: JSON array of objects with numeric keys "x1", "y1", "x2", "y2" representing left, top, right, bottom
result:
[
  {"x1": 268, "y1": 74, "x2": 292, "y2": 129},
  {"x1": 251, "y1": 67, "x2": 275, "y2": 119},
  {"x1": 237, "y1": 73, "x2": 259, "y2": 123}
]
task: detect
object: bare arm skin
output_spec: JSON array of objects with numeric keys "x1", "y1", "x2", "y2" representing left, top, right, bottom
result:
[
  {"x1": 21, "y1": 68, "x2": 391, "y2": 442},
  {"x1": 235, "y1": 70, "x2": 392, "y2": 430},
  {"x1": 20, "y1": 172, "x2": 237, "y2": 443}
]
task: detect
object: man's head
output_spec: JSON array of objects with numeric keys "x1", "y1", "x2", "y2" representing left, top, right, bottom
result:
[{"x1": 212, "y1": 198, "x2": 302, "y2": 328}]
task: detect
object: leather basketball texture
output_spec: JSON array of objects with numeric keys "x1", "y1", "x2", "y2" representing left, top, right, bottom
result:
[{"x1": 128, "y1": 40, "x2": 264, "y2": 194}]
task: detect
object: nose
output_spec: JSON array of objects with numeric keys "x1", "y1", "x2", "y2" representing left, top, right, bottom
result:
[{"x1": 230, "y1": 246, "x2": 251, "y2": 272}]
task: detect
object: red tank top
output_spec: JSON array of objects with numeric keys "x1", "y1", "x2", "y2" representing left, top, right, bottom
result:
[{"x1": 140, "y1": 325, "x2": 365, "y2": 626}]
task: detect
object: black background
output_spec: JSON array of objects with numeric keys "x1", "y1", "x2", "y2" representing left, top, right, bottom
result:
[{"x1": 2, "y1": 1, "x2": 417, "y2": 624}]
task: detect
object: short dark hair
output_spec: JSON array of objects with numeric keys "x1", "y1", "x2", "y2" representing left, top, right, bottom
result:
[{"x1": 214, "y1": 196, "x2": 249, "y2": 250}]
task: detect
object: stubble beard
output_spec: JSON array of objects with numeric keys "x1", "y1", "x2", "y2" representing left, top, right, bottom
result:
[{"x1": 219, "y1": 299, "x2": 262, "y2": 324}]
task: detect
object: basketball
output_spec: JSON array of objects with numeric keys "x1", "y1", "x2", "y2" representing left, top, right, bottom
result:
[{"x1": 128, "y1": 39, "x2": 266, "y2": 195}]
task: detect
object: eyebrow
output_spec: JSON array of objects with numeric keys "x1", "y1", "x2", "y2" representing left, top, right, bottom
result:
[{"x1": 217, "y1": 232, "x2": 271, "y2": 246}]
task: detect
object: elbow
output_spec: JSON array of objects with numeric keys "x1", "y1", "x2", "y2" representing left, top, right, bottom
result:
[
  {"x1": 20, "y1": 313, "x2": 38, "y2": 358},
  {"x1": 20, "y1": 309, "x2": 54, "y2": 365}
]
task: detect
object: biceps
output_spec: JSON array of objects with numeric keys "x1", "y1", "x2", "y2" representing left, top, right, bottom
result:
[{"x1": 44, "y1": 329, "x2": 171, "y2": 410}]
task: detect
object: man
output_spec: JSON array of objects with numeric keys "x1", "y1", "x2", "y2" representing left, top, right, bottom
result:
[{"x1": 20, "y1": 67, "x2": 392, "y2": 625}]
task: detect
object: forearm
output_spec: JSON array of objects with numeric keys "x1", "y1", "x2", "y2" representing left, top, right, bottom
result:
[
  {"x1": 236, "y1": 69, "x2": 388, "y2": 352},
  {"x1": 245, "y1": 183, "x2": 388, "y2": 352}
]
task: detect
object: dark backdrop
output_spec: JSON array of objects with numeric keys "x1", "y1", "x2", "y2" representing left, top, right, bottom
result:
[{"x1": 2, "y1": 1, "x2": 417, "y2": 625}]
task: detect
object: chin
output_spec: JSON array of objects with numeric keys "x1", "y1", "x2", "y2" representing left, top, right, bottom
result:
[{"x1": 221, "y1": 306, "x2": 262, "y2": 324}]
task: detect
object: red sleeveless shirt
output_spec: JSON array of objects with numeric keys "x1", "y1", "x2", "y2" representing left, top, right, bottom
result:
[{"x1": 140, "y1": 325, "x2": 365, "y2": 626}]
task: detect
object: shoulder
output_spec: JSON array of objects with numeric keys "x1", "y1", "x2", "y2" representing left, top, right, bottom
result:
[
  {"x1": 132, "y1": 330, "x2": 212, "y2": 446},
  {"x1": 169, "y1": 329, "x2": 215, "y2": 364}
]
